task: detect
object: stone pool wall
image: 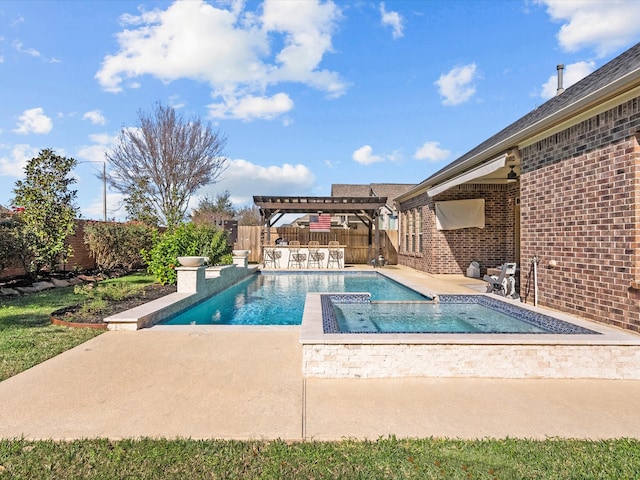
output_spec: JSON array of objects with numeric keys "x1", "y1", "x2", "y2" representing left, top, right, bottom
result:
[{"x1": 301, "y1": 343, "x2": 640, "y2": 379}]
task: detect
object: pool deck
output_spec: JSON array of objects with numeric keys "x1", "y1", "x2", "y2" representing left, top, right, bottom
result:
[{"x1": 2, "y1": 265, "x2": 640, "y2": 441}]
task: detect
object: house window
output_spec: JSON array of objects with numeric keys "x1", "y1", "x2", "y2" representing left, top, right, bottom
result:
[
  {"x1": 404, "y1": 211, "x2": 410, "y2": 253},
  {"x1": 410, "y1": 208, "x2": 418, "y2": 253}
]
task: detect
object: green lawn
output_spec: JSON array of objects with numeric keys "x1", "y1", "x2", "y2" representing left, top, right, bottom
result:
[
  {"x1": 0, "y1": 272, "x2": 157, "y2": 381},
  {"x1": 1, "y1": 437, "x2": 639, "y2": 479},
  {"x1": 1, "y1": 274, "x2": 639, "y2": 478},
  {"x1": 0, "y1": 285, "x2": 102, "y2": 381}
]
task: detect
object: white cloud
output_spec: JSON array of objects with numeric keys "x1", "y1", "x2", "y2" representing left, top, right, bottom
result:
[
  {"x1": 540, "y1": 60, "x2": 596, "y2": 99},
  {"x1": 380, "y1": 2, "x2": 404, "y2": 39},
  {"x1": 352, "y1": 145, "x2": 384, "y2": 165},
  {"x1": 83, "y1": 110, "x2": 107, "y2": 125},
  {"x1": 76, "y1": 133, "x2": 117, "y2": 163},
  {"x1": 0, "y1": 144, "x2": 38, "y2": 177},
  {"x1": 96, "y1": 0, "x2": 346, "y2": 121},
  {"x1": 414, "y1": 141, "x2": 451, "y2": 162},
  {"x1": 14, "y1": 107, "x2": 53, "y2": 135},
  {"x1": 10, "y1": 15, "x2": 25, "y2": 27},
  {"x1": 12, "y1": 40, "x2": 40, "y2": 57},
  {"x1": 208, "y1": 92, "x2": 294, "y2": 121},
  {"x1": 82, "y1": 192, "x2": 125, "y2": 222},
  {"x1": 537, "y1": 0, "x2": 640, "y2": 57},
  {"x1": 435, "y1": 63, "x2": 477, "y2": 106},
  {"x1": 198, "y1": 158, "x2": 316, "y2": 205}
]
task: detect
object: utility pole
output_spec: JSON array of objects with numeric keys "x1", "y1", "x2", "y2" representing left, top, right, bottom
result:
[
  {"x1": 102, "y1": 161, "x2": 107, "y2": 222},
  {"x1": 78, "y1": 160, "x2": 107, "y2": 221}
]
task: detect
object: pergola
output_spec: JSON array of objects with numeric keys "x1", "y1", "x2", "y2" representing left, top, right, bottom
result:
[{"x1": 253, "y1": 195, "x2": 388, "y2": 261}]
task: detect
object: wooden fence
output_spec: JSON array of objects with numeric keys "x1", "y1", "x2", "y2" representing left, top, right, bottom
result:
[{"x1": 235, "y1": 226, "x2": 398, "y2": 265}]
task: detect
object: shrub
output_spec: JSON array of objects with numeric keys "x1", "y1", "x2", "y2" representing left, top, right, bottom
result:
[
  {"x1": 143, "y1": 223, "x2": 231, "y2": 285},
  {"x1": 84, "y1": 221, "x2": 156, "y2": 272},
  {"x1": 0, "y1": 216, "x2": 37, "y2": 276},
  {"x1": 0, "y1": 218, "x2": 21, "y2": 271}
]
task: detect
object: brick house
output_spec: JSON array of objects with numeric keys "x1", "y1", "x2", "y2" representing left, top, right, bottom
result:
[{"x1": 396, "y1": 43, "x2": 640, "y2": 332}]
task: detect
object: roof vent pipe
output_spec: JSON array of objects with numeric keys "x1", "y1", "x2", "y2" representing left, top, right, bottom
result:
[{"x1": 556, "y1": 64, "x2": 565, "y2": 95}]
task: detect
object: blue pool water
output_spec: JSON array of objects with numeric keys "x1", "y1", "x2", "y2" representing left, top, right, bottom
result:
[
  {"x1": 162, "y1": 272, "x2": 429, "y2": 326},
  {"x1": 322, "y1": 294, "x2": 599, "y2": 335},
  {"x1": 334, "y1": 302, "x2": 547, "y2": 333}
]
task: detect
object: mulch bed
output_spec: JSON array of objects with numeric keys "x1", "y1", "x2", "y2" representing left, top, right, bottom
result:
[{"x1": 51, "y1": 283, "x2": 177, "y2": 327}]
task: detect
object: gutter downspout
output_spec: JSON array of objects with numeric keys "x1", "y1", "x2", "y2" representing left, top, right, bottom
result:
[{"x1": 631, "y1": 133, "x2": 640, "y2": 290}]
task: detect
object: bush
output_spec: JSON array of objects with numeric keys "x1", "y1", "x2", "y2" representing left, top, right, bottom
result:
[
  {"x1": 143, "y1": 223, "x2": 231, "y2": 285},
  {"x1": 84, "y1": 221, "x2": 156, "y2": 273},
  {"x1": 0, "y1": 216, "x2": 36, "y2": 276},
  {"x1": 0, "y1": 218, "x2": 21, "y2": 271}
]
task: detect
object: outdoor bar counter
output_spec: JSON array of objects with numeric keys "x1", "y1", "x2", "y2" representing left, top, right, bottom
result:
[{"x1": 263, "y1": 243, "x2": 345, "y2": 269}]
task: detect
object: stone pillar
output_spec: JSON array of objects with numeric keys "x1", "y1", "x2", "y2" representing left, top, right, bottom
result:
[
  {"x1": 232, "y1": 250, "x2": 251, "y2": 269},
  {"x1": 176, "y1": 266, "x2": 206, "y2": 293}
]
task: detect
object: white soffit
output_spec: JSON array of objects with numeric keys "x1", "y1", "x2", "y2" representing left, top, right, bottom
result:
[{"x1": 427, "y1": 154, "x2": 507, "y2": 197}]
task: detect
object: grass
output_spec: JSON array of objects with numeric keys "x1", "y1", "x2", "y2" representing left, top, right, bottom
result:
[
  {"x1": 1, "y1": 273, "x2": 639, "y2": 478},
  {"x1": 0, "y1": 437, "x2": 639, "y2": 479},
  {"x1": 0, "y1": 272, "x2": 156, "y2": 382}
]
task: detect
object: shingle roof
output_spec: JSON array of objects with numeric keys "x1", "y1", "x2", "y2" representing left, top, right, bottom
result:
[
  {"x1": 331, "y1": 183, "x2": 416, "y2": 206},
  {"x1": 331, "y1": 184, "x2": 371, "y2": 197},
  {"x1": 415, "y1": 42, "x2": 640, "y2": 192},
  {"x1": 370, "y1": 184, "x2": 416, "y2": 205}
]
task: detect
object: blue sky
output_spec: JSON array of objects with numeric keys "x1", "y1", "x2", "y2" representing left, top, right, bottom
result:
[{"x1": 2, "y1": 0, "x2": 640, "y2": 221}]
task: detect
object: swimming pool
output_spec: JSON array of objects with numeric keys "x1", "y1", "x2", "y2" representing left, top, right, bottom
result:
[
  {"x1": 323, "y1": 294, "x2": 599, "y2": 334},
  {"x1": 162, "y1": 271, "x2": 429, "y2": 326}
]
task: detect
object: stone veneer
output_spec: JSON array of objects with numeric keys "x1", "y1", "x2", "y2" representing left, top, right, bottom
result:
[{"x1": 302, "y1": 343, "x2": 640, "y2": 379}]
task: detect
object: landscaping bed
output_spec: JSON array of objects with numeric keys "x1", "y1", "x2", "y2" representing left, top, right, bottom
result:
[{"x1": 50, "y1": 282, "x2": 176, "y2": 326}]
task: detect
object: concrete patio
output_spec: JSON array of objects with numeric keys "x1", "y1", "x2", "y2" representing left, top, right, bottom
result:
[{"x1": 2, "y1": 266, "x2": 640, "y2": 440}]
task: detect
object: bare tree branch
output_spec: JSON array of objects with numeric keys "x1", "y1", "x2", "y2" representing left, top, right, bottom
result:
[{"x1": 106, "y1": 103, "x2": 227, "y2": 228}]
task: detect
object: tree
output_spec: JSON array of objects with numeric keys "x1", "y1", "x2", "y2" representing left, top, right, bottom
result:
[
  {"x1": 236, "y1": 205, "x2": 261, "y2": 225},
  {"x1": 191, "y1": 191, "x2": 235, "y2": 224},
  {"x1": 106, "y1": 102, "x2": 227, "y2": 229},
  {"x1": 11, "y1": 149, "x2": 78, "y2": 275},
  {"x1": 124, "y1": 179, "x2": 161, "y2": 227}
]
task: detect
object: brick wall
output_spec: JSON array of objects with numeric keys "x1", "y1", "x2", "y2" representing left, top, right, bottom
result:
[
  {"x1": 520, "y1": 97, "x2": 640, "y2": 332},
  {"x1": 63, "y1": 220, "x2": 97, "y2": 272},
  {"x1": 398, "y1": 184, "x2": 518, "y2": 275}
]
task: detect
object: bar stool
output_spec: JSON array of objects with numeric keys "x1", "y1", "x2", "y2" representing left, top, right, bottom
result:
[
  {"x1": 327, "y1": 241, "x2": 343, "y2": 268},
  {"x1": 307, "y1": 240, "x2": 324, "y2": 268},
  {"x1": 263, "y1": 248, "x2": 281, "y2": 268},
  {"x1": 287, "y1": 240, "x2": 306, "y2": 268}
]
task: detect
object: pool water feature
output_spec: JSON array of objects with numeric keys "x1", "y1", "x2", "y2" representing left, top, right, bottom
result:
[{"x1": 162, "y1": 271, "x2": 429, "y2": 326}]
